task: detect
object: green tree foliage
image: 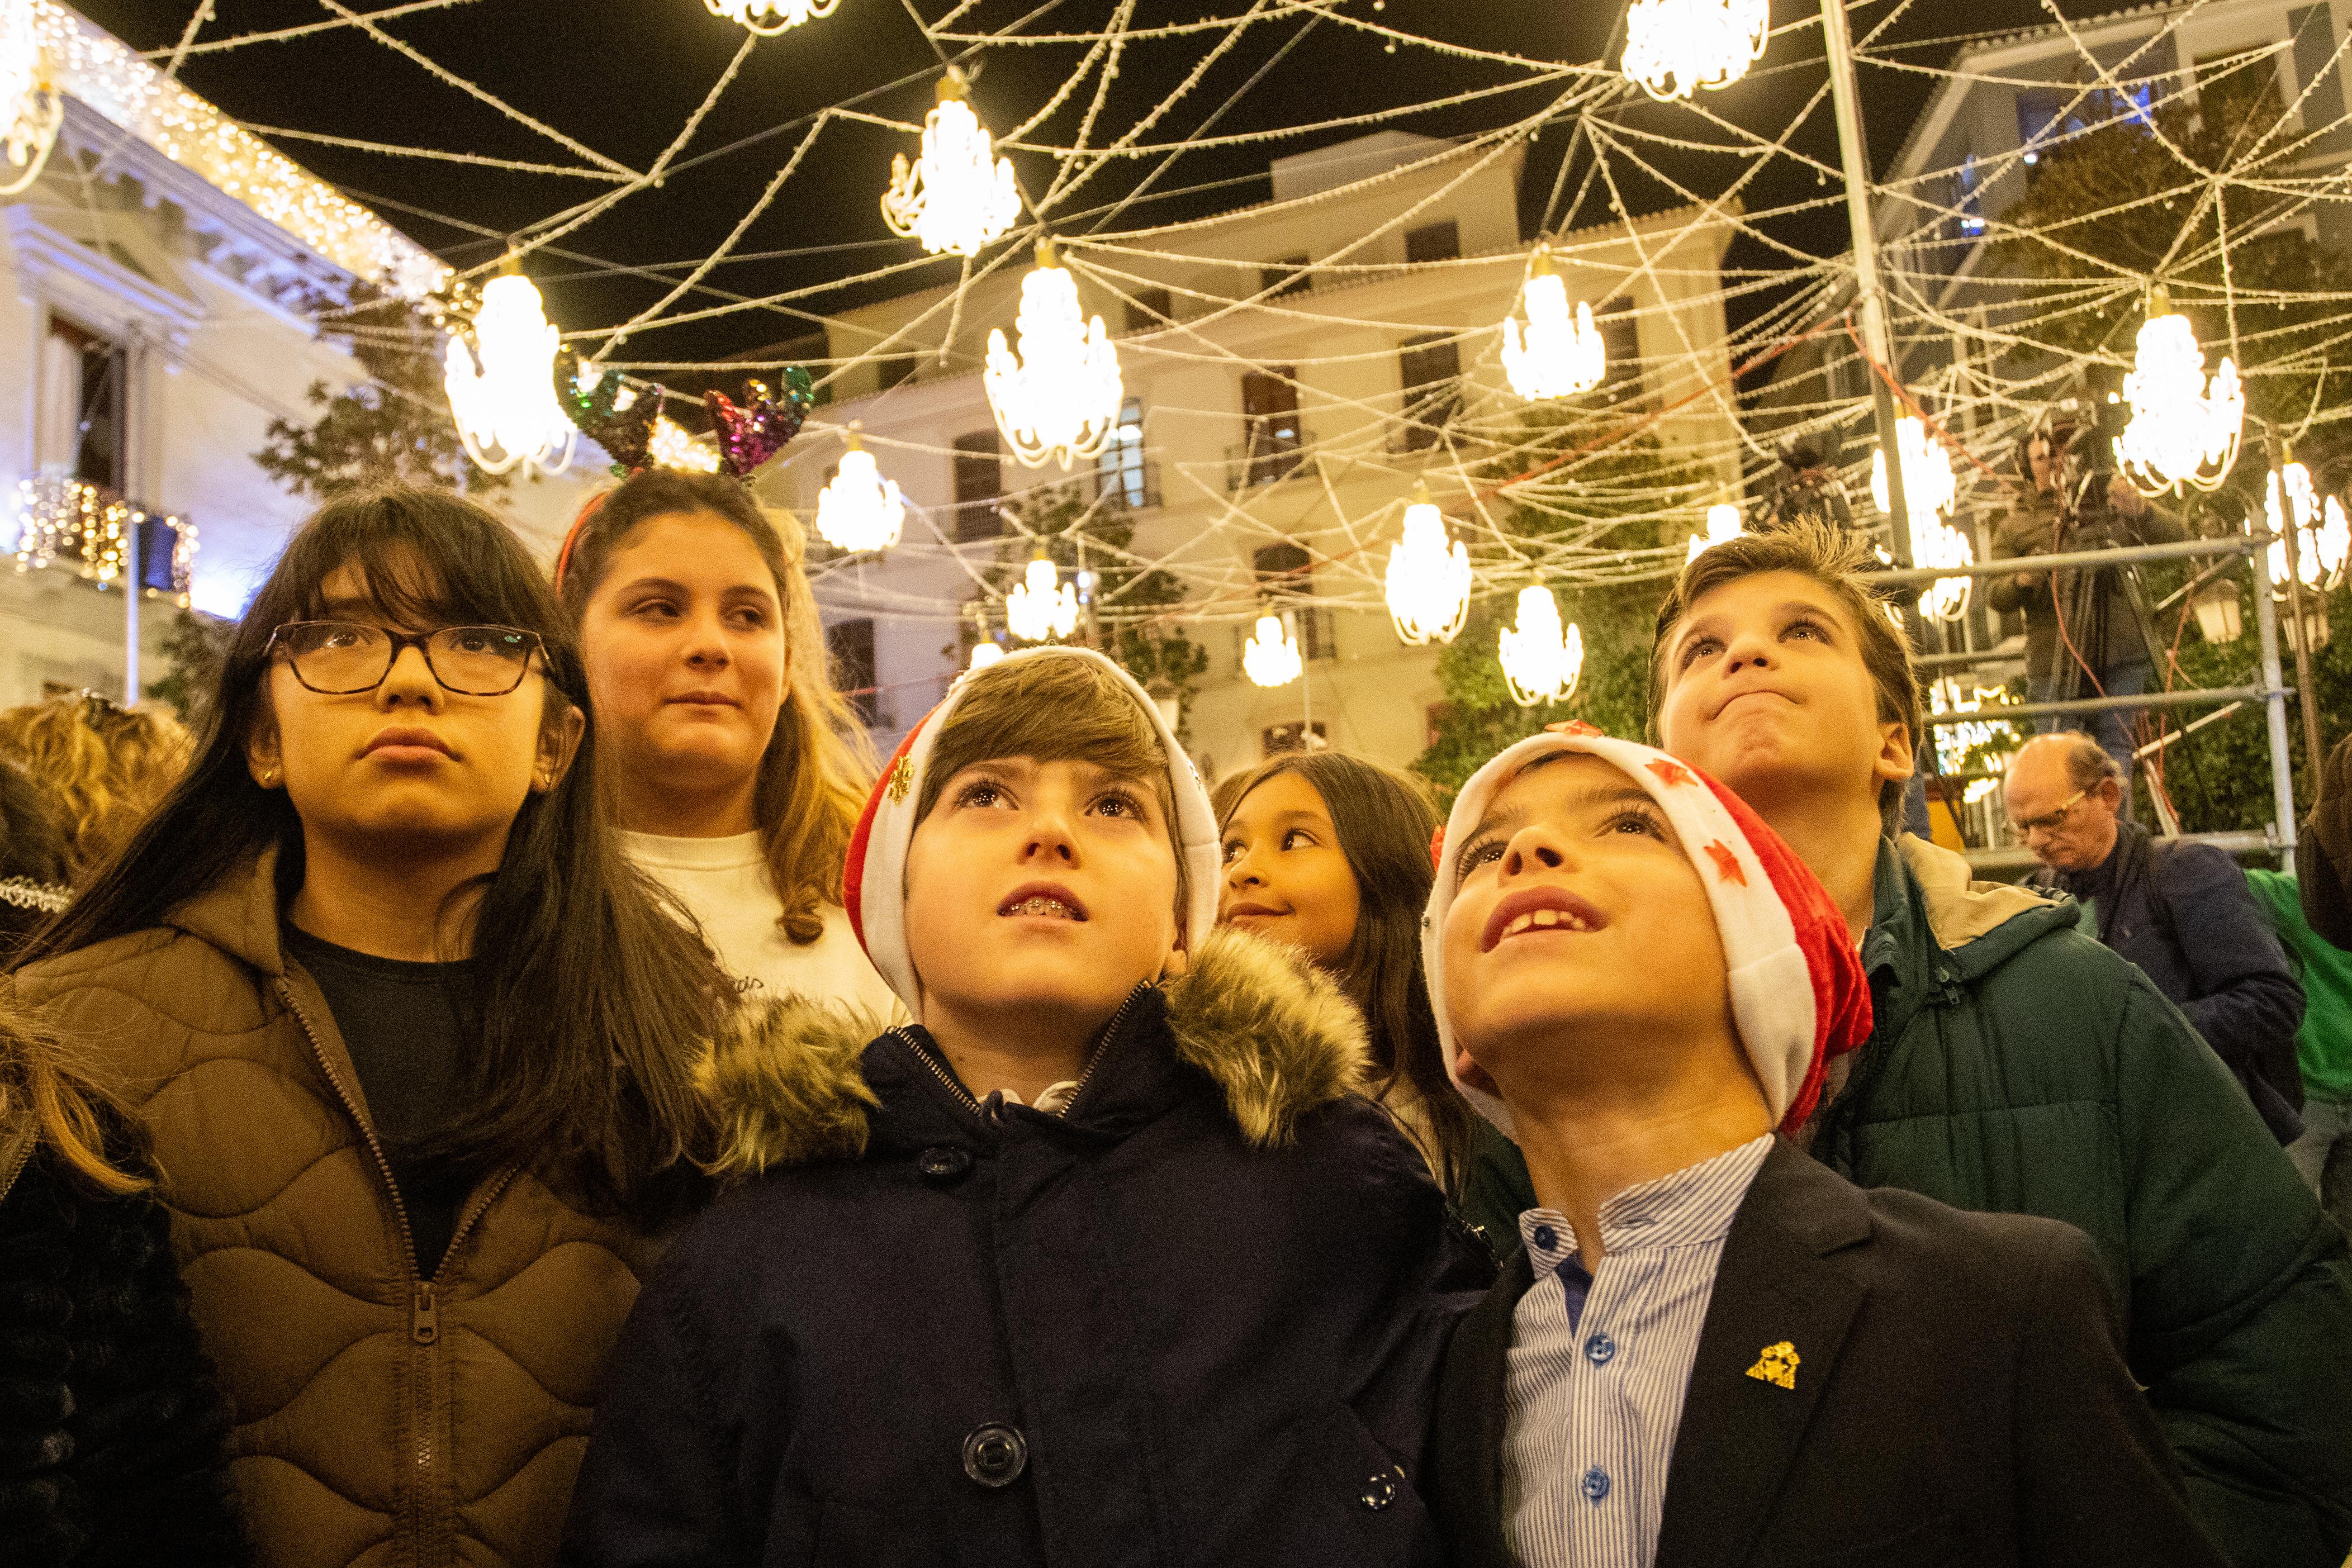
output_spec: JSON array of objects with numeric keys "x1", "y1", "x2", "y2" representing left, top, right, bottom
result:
[{"x1": 143, "y1": 608, "x2": 236, "y2": 728}]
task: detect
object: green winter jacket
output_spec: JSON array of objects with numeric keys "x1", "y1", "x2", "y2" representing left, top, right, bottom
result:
[{"x1": 1805, "y1": 837, "x2": 2352, "y2": 1568}]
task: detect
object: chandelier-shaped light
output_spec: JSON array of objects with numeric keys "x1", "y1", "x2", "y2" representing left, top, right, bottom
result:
[
  {"x1": 880, "y1": 69, "x2": 1021, "y2": 259},
  {"x1": 1621, "y1": 0, "x2": 1770, "y2": 102},
  {"x1": 1870, "y1": 414, "x2": 1972, "y2": 620},
  {"x1": 1005, "y1": 557, "x2": 1080, "y2": 642},
  {"x1": 705, "y1": 0, "x2": 837, "y2": 34},
  {"x1": 0, "y1": 0, "x2": 59, "y2": 199},
  {"x1": 815, "y1": 432, "x2": 906, "y2": 553},
  {"x1": 1501, "y1": 248, "x2": 1606, "y2": 401},
  {"x1": 969, "y1": 640, "x2": 1006, "y2": 671},
  {"x1": 444, "y1": 270, "x2": 576, "y2": 478},
  {"x1": 2256, "y1": 462, "x2": 2350, "y2": 592},
  {"x1": 1385, "y1": 487, "x2": 1472, "y2": 645},
  {"x1": 1688, "y1": 502, "x2": 1744, "y2": 563},
  {"x1": 2116, "y1": 288, "x2": 2243, "y2": 497},
  {"x1": 1243, "y1": 612, "x2": 1302, "y2": 688},
  {"x1": 1499, "y1": 586, "x2": 1585, "y2": 707},
  {"x1": 985, "y1": 240, "x2": 1123, "y2": 469},
  {"x1": 648, "y1": 415, "x2": 720, "y2": 474}
]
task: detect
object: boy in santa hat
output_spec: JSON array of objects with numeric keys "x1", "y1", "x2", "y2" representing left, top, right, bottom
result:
[
  {"x1": 564, "y1": 646, "x2": 1491, "y2": 1568},
  {"x1": 1420, "y1": 725, "x2": 2225, "y2": 1568}
]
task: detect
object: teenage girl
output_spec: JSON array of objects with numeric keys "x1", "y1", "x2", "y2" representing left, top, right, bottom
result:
[
  {"x1": 13, "y1": 486, "x2": 731, "y2": 1568},
  {"x1": 557, "y1": 469, "x2": 893, "y2": 1016},
  {"x1": 1216, "y1": 751, "x2": 1536, "y2": 1250}
]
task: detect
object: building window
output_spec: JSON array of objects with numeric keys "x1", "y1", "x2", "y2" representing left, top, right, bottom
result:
[
  {"x1": 1396, "y1": 333, "x2": 1462, "y2": 452},
  {"x1": 1240, "y1": 369, "x2": 1303, "y2": 486},
  {"x1": 1096, "y1": 397, "x2": 1155, "y2": 510},
  {"x1": 1261, "y1": 254, "x2": 1310, "y2": 297},
  {"x1": 1126, "y1": 287, "x2": 1172, "y2": 331},
  {"x1": 827, "y1": 617, "x2": 880, "y2": 728},
  {"x1": 1596, "y1": 296, "x2": 1640, "y2": 402},
  {"x1": 953, "y1": 430, "x2": 1003, "y2": 541},
  {"x1": 876, "y1": 355, "x2": 917, "y2": 392},
  {"x1": 1953, "y1": 151, "x2": 1985, "y2": 236},
  {"x1": 41, "y1": 317, "x2": 127, "y2": 492},
  {"x1": 1405, "y1": 221, "x2": 1460, "y2": 264}
]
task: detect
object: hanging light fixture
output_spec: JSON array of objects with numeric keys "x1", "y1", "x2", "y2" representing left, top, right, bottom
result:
[
  {"x1": 705, "y1": 0, "x2": 838, "y2": 33},
  {"x1": 1621, "y1": 0, "x2": 1771, "y2": 102},
  {"x1": 1870, "y1": 414, "x2": 1972, "y2": 620},
  {"x1": 985, "y1": 239, "x2": 1123, "y2": 470},
  {"x1": 1501, "y1": 247, "x2": 1606, "y2": 401},
  {"x1": 1243, "y1": 612, "x2": 1303, "y2": 688},
  {"x1": 647, "y1": 414, "x2": 721, "y2": 474},
  {"x1": 969, "y1": 640, "x2": 1006, "y2": 671},
  {"x1": 2256, "y1": 462, "x2": 2350, "y2": 593},
  {"x1": 815, "y1": 427, "x2": 907, "y2": 553},
  {"x1": 1004, "y1": 556, "x2": 1080, "y2": 642},
  {"x1": 1384, "y1": 486, "x2": 1472, "y2": 645},
  {"x1": 2116, "y1": 287, "x2": 2244, "y2": 497},
  {"x1": 1688, "y1": 502, "x2": 1744, "y2": 563},
  {"x1": 0, "y1": 0, "x2": 59, "y2": 199},
  {"x1": 1499, "y1": 586, "x2": 1585, "y2": 707},
  {"x1": 880, "y1": 67, "x2": 1021, "y2": 259},
  {"x1": 443, "y1": 266, "x2": 576, "y2": 478}
]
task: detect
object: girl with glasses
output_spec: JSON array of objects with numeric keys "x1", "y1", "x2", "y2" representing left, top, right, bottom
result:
[{"x1": 11, "y1": 486, "x2": 732, "y2": 1568}]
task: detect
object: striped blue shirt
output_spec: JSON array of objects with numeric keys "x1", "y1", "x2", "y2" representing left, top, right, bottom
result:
[{"x1": 1501, "y1": 1134, "x2": 1775, "y2": 1568}]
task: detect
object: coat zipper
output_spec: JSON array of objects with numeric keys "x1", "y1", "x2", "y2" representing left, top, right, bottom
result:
[
  {"x1": 1062, "y1": 983, "x2": 1148, "y2": 1115},
  {"x1": 889, "y1": 982, "x2": 1152, "y2": 1123}
]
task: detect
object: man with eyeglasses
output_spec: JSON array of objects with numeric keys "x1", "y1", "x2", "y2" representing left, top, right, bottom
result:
[{"x1": 2008, "y1": 732, "x2": 2306, "y2": 1144}]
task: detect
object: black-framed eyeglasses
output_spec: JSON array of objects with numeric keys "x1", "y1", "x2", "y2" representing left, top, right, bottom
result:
[{"x1": 266, "y1": 621, "x2": 544, "y2": 697}]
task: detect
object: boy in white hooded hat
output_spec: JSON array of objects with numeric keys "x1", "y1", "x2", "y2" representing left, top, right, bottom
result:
[
  {"x1": 1421, "y1": 723, "x2": 2225, "y2": 1568},
  {"x1": 566, "y1": 647, "x2": 1491, "y2": 1568}
]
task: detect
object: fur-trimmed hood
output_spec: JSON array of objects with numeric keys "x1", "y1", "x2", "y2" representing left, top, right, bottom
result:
[{"x1": 700, "y1": 926, "x2": 1371, "y2": 1180}]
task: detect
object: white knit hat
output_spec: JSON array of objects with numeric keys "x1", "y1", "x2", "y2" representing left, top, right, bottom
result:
[
  {"x1": 1419, "y1": 723, "x2": 1871, "y2": 1137},
  {"x1": 842, "y1": 645, "x2": 1221, "y2": 1011}
]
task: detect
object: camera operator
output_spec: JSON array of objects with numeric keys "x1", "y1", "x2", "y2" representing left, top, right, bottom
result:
[{"x1": 1988, "y1": 407, "x2": 2182, "y2": 795}]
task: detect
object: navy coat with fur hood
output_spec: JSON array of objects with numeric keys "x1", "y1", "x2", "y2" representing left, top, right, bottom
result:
[{"x1": 561, "y1": 928, "x2": 1495, "y2": 1568}]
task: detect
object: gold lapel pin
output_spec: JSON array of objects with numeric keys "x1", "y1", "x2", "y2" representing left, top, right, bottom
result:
[{"x1": 1744, "y1": 1341, "x2": 1800, "y2": 1390}]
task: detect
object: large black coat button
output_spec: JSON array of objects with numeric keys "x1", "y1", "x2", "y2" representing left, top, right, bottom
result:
[
  {"x1": 916, "y1": 1146, "x2": 973, "y2": 1182},
  {"x1": 962, "y1": 1423, "x2": 1027, "y2": 1488},
  {"x1": 1360, "y1": 1466, "x2": 1401, "y2": 1510}
]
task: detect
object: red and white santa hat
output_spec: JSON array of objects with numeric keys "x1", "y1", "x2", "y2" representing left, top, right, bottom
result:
[
  {"x1": 1419, "y1": 723, "x2": 1871, "y2": 1137},
  {"x1": 841, "y1": 645, "x2": 1221, "y2": 1011}
]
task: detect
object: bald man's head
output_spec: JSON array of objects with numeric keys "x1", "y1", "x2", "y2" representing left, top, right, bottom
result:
[{"x1": 2004, "y1": 733, "x2": 2122, "y2": 873}]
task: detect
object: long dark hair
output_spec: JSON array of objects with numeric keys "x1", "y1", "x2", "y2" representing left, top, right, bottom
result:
[
  {"x1": 1213, "y1": 752, "x2": 1474, "y2": 1194},
  {"x1": 556, "y1": 470, "x2": 873, "y2": 944},
  {"x1": 15, "y1": 486, "x2": 728, "y2": 1220}
]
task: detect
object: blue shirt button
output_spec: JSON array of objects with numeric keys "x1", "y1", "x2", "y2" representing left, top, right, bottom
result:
[
  {"x1": 1585, "y1": 1332, "x2": 1615, "y2": 1365},
  {"x1": 1581, "y1": 1467, "x2": 1611, "y2": 1503},
  {"x1": 1531, "y1": 1224, "x2": 1559, "y2": 1252}
]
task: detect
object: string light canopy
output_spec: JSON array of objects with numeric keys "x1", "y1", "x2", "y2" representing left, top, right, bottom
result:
[
  {"x1": 2116, "y1": 287, "x2": 2244, "y2": 497},
  {"x1": 1242, "y1": 612, "x2": 1302, "y2": 687},
  {"x1": 648, "y1": 414, "x2": 720, "y2": 474},
  {"x1": 815, "y1": 428, "x2": 906, "y2": 553},
  {"x1": 1384, "y1": 486, "x2": 1472, "y2": 645},
  {"x1": 1870, "y1": 415, "x2": 1972, "y2": 621},
  {"x1": 1499, "y1": 586, "x2": 1584, "y2": 707},
  {"x1": 705, "y1": 0, "x2": 838, "y2": 34},
  {"x1": 1621, "y1": 0, "x2": 1770, "y2": 102},
  {"x1": 1005, "y1": 555, "x2": 1080, "y2": 642},
  {"x1": 1501, "y1": 247, "x2": 1605, "y2": 401},
  {"x1": 2258, "y1": 462, "x2": 2350, "y2": 592},
  {"x1": 444, "y1": 267, "x2": 576, "y2": 478},
  {"x1": 984, "y1": 239, "x2": 1123, "y2": 469},
  {"x1": 1687, "y1": 502, "x2": 1744, "y2": 562},
  {"x1": 880, "y1": 68, "x2": 1022, "y2": 259},
  {"x1": 0, "y1": 0, "x2": 60, "y2": 199}
]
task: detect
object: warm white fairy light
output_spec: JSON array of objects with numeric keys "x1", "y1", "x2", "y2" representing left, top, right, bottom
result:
[
  {"x1": 1621, "y1": 0, "x2": 1770, "y2": 102},
  {"x1": 1871, "y1": 414, "x2": 1972, "y2": 620},
  {"x1": 1501, "y1": 248, "x2": 1606, "y2": 400},
  {"x1": 443, "y1": 270, "x2": 576, "y2": 478},
  {"x1": 1499, "y1": 586, "x2": 1584, "y2": 707},
  {"x1": 2258, "y1": 463, "x2": 2350, "y2": 592},
  {"x1": 815, "y1": 433, "x2": 905, "y2": 553},
  {"x1": 706, "y1": 0, "x2": 838, "y2": 33},
  {"x1": 1005, "y1": 557, "x2": 1079, "y2": 642},
  {"x1": 1929, "y1": 677, "x2": 2020, "y2": 778},
  {"x1": 880, "y1": 69, "x2": 1021, "y2": 259},
  {"x1": 985, "y1": 240, "x2": 1123, "y2": 469},
  {"x1": 1384, "y1": 487, "x2": 1471, "y2": 645},
  {"x1": 0, "y1": 0, "x2": 60, "y2": 199},
  {"x1": 1243, "y1": 612, "x2": 1303, "y2": 688},
  {"x1": 1688, "y1": 502, "x2": 1744, "y2": 562},
  {"x1": 648, "y1": 414, "x2": 720, "y2": 475},
  {"x1": 2116, "y1": 288, "x2": 2243, "y2": 497},
  {"x1": 13, "y1": 477, "x2": 194, "y2": 601}
]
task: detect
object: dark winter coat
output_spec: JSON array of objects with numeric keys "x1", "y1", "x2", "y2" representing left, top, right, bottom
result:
[
  {"x1": 1803, "y1": 837, "x2": 2352, "y2": 1568},
  {"x1": 0, "y1": 1116, "x2": 247, "y2": 1567},
  {"x1": 1986, "y1": 490, "x2": 2182, "y2": 678},
  {"x1": 562, "y1": 929, "x2": 1496, "y2": 1568},
  {"x1": 1429, "y1": 1138, "x2": 2227, "y2": 1568},
  {"x1": 2030, "y1": 819, "x2": 2307, "y2": 1142}
]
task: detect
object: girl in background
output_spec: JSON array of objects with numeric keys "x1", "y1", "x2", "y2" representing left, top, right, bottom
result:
[
  {"x1": 14, "y1": 486, "x2": 731, "y2": 1568},
  {"x1": 0, "y1": 694, "x2": 191, "y2": 881},
  {"x1": 1216, "y1": 752, "x2": 1535, "y2": 1250},
  {"x1": 558, "y1": 470, "x2": 893, "y2": 1016},
  {"x1": 0, "y1": 758, "x2": 72, "y2": 956}
]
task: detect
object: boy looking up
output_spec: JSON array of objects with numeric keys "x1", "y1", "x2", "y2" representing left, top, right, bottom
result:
[
  {"x1": 1648, "y1": 520, "x2": 2352, "y2": 1567},
  {"x1": 1422, "y1": 727, "x2": 2225, "y2": 1568},
  {"x1": 565, "y1": 647, "x2": 1491, "y2": 1567}
]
